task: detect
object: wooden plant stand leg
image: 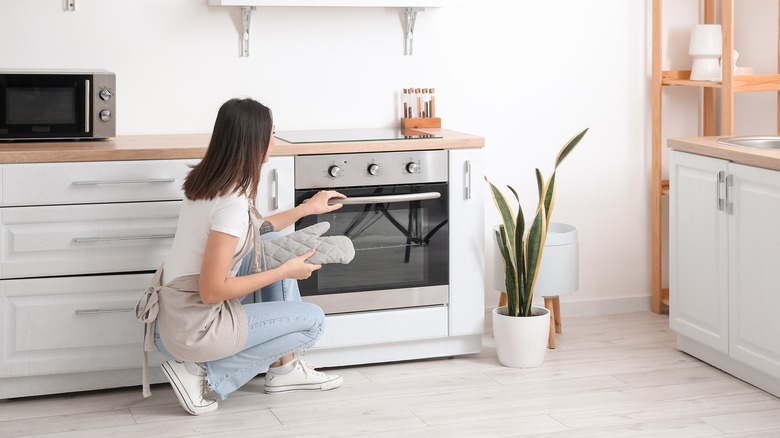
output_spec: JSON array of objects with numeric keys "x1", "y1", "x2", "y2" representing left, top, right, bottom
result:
[
  {"x1": 552, "y1": 296, "x2": 562, "y2": 333},
  {"x1": 544, "y1": 297, "x2": 556, "y2": 349},
  {"x1": 498, "y1": 291, "x2": 507, "y2": 307}
]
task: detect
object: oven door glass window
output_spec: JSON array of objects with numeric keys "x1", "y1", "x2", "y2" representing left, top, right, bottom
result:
[{"x1": 294, "y1": 183, "x2": 449, "y2": 296}]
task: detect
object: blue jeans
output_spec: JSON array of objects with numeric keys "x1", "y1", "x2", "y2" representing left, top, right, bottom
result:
[{"x1": 154, "y1": 232, "x2": 326, "y2": 399}]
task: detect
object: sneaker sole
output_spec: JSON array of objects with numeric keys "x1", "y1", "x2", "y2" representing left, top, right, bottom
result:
[
  {"x1": 265, "y1": 375, "x2": 344, "y2": 394},
  {"x1": 161, "y1": 361, "x2": 218, "y2": 415}
]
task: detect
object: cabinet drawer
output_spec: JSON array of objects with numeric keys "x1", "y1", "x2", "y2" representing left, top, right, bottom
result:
[
  {"x1": 0, "y1": 160, "x2": 197, "y2": 206},
  {"x1": 0, "y1": 274, "x2": 155, "y2": 378},
  {"x1": 0, "y1": 201, "x2": 180, "y2": 278}
]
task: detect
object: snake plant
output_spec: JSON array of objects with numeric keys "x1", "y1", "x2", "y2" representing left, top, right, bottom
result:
[{"x1": 487, "y1": 128, "x2": 588, "y2": 317}]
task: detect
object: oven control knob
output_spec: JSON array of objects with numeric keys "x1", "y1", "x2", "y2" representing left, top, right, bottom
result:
[
  {"x1": 99, "y1": 88, "x2": 113, "y2": 101},
  {"x1": 99, "y1": 109, "x2": 113, "y2": 122},
  {"x1": 367, "y1": 163, "x2": 380, "y2": 175},
  {"x1": 406, "y1": 161, "x2": 420, "y2": 174},
  {"x1": 328, "y1": 165, "x2": 343, "y2": 178}
]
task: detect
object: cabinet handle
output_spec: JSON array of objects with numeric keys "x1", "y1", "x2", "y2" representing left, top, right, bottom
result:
[
  {"x1": 725, "y1": 173, "x2": 734, "y2": 215},
  {"x1": 465, "y1": 160, "x2": 472, "y2": 199},
  {"x1": 75, "y1": 308, "x2": 133, "y2": 315},
  {"x1": 72, "y1": 178, "x2": 176, "y2": 186},
  {"x1": 272, "y1": 168, "x2": 279, "y2": 211},
  {"x1": 717, "y1": 170, "x2": 726, "y2": 211},
  {"x1": 73, "y1": 234, "x2": 175, "y2": 243}
]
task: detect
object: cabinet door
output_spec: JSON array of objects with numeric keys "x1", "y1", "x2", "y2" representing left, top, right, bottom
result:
[
  {"x1": 448, "y1": 148, "x2": 484, "y2": 336},
  {"x1": 0, "y1": 274, "x2": 161, "y2": 377},
  {"x1": 729, "y1": 163, "x2": 780, "y2": 378},
  {"x1": 669, "y1": 150, "x2": 729, "y2": 353},
  {"x1": 256, "y1": 156, "x2": 295, "y2": 233},
  {"x1": 0, "y1": 160, "x2": 195, "y2": 207},
  {"x1": 0, "y1": 201, "x2": 180, "y2": 278}
]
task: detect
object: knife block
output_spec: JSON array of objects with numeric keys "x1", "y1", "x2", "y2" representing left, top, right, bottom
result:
[{"x1": 401, "y1": 117, "x2": 441, "y2": 129}]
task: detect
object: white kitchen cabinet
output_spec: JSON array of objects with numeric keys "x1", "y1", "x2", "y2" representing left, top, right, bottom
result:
[
  {"x1": 448, "y1": 148, "x2": 484, "y2": 337},
  {"x1": 0, "y1": 156, "x2": 295, "y2": 399},
  {"x1": 0, "y1": 159, "x2": 195, "y2": 206},
  {"x1": 728, "y1": 162, "x2": 780, "y2": 379},
  {"x1": 0, "y1": 201, "x2": 180, "y2": 279},
  {"x1": 669, "y1": 151, "x2": 729, "y2": 353},
  {"x1": 669, "y1": 149, "x2": 780, "y2": 397},
  {"x1": 256, "y1": 156, "x2": 295, "y2": 232},
  {"x1": 0, "y1": 274, "x2": 156, "y2": 378}
]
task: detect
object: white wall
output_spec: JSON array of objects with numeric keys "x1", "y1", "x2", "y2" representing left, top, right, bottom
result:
[{"x1": 0, "y1": 0, "x2": 650, "y2": 315}]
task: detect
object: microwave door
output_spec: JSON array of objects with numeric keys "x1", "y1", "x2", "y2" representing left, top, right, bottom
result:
[{"x1": 1, "y1": 74, "x2": 91, "y2": 139}]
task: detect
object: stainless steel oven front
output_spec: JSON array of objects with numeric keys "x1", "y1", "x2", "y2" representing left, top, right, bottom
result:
[{"x1": 294, "y1": 150, "x2": 449, "y2": 315}]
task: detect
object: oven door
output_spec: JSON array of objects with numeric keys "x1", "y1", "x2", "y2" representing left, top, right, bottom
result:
[
  {"x1": 0, "y1": 74, "x2": 91, "y2": 140},
  {"x1": 295, "y1": 183, "x2": 449, "y2": 314}
]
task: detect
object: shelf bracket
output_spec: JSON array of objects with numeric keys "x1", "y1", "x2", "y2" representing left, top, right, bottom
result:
[
  {"x1": 240, "y1": 6, "x2": 256, "y2": 58},
  {"x1": 63, "y1": 0, "x2": 75, "y2": 11},
  {"x1": 403, "y1": 7, "x2": 424, "y2": 56}
]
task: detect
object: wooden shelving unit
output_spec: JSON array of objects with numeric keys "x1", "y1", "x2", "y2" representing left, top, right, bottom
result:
[{"x1": 651, "y1": 0, "x2": 780, "y2": 314}]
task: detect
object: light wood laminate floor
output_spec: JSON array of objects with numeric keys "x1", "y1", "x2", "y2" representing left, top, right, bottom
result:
[{"x1": 2, "y1": 311, "x2": 780, "y2": 437}]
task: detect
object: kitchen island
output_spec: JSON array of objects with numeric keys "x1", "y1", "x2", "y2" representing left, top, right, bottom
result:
[
  {"x1": 0, "y1": 128, "x2": 485, "y2": 399},
  {"x1": 668, "y1": 136, "x2": 780, "y2": 398}
]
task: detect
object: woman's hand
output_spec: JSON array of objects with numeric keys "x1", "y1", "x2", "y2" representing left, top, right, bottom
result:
[
  {"x1": 302, "y1": 190, "x2": 346, "y2": 215},
  {"x1": 281, "y1": 250, "x2": 322, "y2": 280},
  {"x1": 266, "y1": 190, "x2": 346, "y2": 231}
]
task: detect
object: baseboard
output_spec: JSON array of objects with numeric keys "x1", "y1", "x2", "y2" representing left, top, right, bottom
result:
[{"x1": 485, "y1": 295, "x2": 652, "y2": 317}]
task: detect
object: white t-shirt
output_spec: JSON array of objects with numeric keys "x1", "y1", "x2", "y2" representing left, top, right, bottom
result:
[{"x1": 162, "y1": 193, "x2": 249, "y2": 284}]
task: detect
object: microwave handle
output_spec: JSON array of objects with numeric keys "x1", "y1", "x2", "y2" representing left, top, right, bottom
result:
[
  {"x1": 84, "y1": 79, "x2": 90, "y2": 133},
  {"x1": 328, "y1": 192, "x2": 441, "y2": 205}
]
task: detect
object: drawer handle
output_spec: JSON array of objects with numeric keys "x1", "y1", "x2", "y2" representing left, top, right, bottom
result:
[
  {"x1": 75, "y1": 308, "x2": 133, "y2": 315},
  {"x1": 72, "y1": 178, "x2": 176, "y2": 186},
  {"x1": 73, "y1": 234, "x2": 175, "y2": 243}
]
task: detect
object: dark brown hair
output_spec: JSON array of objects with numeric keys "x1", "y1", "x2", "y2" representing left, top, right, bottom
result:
[{"x1": 184, "y1": 98, "x2": 273, "y2": 201}]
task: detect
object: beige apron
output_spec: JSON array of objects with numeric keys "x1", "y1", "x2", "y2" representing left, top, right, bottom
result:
[{"x1": 135, "y1": 201, "x2": 266, "y2": 397}]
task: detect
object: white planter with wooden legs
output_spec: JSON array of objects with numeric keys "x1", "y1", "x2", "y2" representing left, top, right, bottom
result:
[{"x1": 493, "y1": 223, "x2": 579, "y2": 349}]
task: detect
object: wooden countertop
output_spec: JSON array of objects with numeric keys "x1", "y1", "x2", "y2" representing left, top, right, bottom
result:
[
  {"x1": 668, "y1": 136, "x2": 780, "y2": 172},
  {"x1": 0, "y1": 128, "x2": 484, "y2": 164}
]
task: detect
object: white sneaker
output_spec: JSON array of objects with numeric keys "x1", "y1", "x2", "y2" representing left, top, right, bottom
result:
[
  {"x1": 161, "y1": 360, "x2": 219, "y2": 415},
  {"x1": 264, "y1": 359, "x2": 343, "y2": 394}
]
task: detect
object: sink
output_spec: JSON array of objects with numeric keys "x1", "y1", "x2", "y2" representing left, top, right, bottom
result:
[{"x1": 717, "y1": 136, "x2": 780, "y2": 150}]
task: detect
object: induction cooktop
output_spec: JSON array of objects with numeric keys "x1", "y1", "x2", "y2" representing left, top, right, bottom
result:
[{"x1": 274, "y1": 127, "x2": 440, "y2": 144}]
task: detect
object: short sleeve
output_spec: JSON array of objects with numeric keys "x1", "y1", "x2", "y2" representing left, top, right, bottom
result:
[{"x1": 211, "y1": 195, "x2": 249, "y2": 239}]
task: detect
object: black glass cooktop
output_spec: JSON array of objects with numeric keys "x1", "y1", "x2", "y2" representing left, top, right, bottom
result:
[{"x1": 274, "y1": 128, "x2": 440, "y2": 144}]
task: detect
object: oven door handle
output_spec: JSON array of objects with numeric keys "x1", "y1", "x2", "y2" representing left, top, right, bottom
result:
[{"x1": 329, "y1": 192, "x2": 441, "y2": 205}]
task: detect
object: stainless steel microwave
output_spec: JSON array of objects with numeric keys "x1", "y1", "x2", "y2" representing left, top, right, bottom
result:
[{"x1": 0, "y1": 70, "x2": 116, "y2": 141}]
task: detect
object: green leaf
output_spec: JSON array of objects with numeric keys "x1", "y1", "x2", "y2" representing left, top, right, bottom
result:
[
  {"x1": 514, "y1": 204, "x2": 525, "y2": 317},
  {"x1": 554, "y1": 128, "x2": 588, "y2": 169},
  {"x1": 535, "y1": 169, "x2": 544, "y2": 200},
  {"x1": 542, "y1": 173, "x2": 557, "y2": 228},
  {"x1": 486, "y1": 178, "x2": 516, "y2": 246},
  {"x1": 487, "y1": 128, "x2": 588, "y2": 317},
  {"x1": 523, "y1": 207, "x2": 548, "y2": 316},
  {"x1": 496, "y1": 227, "x2": 519, "y2": 316},
  {"x1": 508, "y1": 185, "x2": 519, "y2": 203}
]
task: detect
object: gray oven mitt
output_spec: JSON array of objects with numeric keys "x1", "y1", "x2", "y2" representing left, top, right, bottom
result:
[{"x1": 252, "y1": 222, "x2": 355, "y2": 273}]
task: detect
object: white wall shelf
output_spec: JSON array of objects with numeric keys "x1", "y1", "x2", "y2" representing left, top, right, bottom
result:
[
  {"x1": 207, "y1": 1, "x2": 443, "y2": 57},
  {"x1": 208, "y1": 1, "x2": 443, "y2": 6}
]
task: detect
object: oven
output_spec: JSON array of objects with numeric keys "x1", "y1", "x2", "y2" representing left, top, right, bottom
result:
[{"x1": 294, "y1": 150, "x2": 449, "y2": 315}]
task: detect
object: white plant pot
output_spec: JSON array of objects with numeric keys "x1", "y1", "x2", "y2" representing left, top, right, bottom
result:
[{"x1": 492, "y1": 305, "x2": 550, "y2": 368}]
